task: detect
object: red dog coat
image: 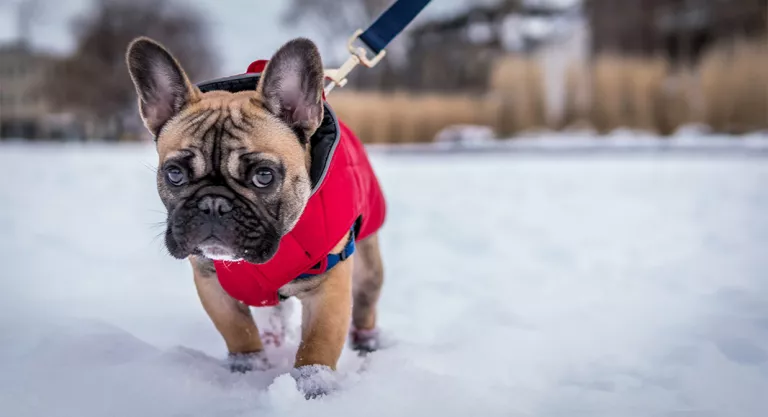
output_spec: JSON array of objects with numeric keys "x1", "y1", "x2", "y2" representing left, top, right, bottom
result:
[{"x1": 205, "y1": 61, "x2": 387, "y2": 307}]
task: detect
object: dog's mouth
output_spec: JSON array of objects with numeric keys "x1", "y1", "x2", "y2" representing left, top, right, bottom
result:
[
  {"x1": 164, "y1": 198, "x2": 283, "y2": 265},
  {"x1": 193, "y1": 236, "x2": 279, "y2": 264},
  {"x1": 165, "y1": 224, "x2": 281, "y2": 265},
  {"x1": 197, "y1": 238, "x2": 241, "y2": 262}
]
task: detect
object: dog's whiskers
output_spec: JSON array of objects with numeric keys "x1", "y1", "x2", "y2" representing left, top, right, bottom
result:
[{"x1": 143, "y1": 163, "x2": 158, "y2": 174}]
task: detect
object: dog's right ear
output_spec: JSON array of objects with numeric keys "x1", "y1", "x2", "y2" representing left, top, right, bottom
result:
[{"x1": 126, "y1": 37, "x2": 200, "y2": 137}]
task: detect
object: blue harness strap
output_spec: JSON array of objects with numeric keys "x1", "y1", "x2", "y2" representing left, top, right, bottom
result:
[
  {"x1": 296, "y1": 228, "x2": 356, "y2": 280},
  {"x1": 359, "y1": 0, "x2": 432, "y2": 54}
]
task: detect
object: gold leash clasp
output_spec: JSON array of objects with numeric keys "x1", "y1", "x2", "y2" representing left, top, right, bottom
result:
[{"x1": 324, "y1": 29, "x2": 387, "y2": 95}]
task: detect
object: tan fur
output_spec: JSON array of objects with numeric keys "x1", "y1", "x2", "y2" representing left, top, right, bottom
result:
[
  {"x1": 157, "y1": 92, "x2": 308, "y2": 174},
  {"x1": 293, "y1": 232, "x2": 354, "y2": 369},
  {"x1": 156, "y1": 93, "x2": 312, "y2": 227},
  {"x1": 151, "y1": 90, "x2": 313, "y2": 241}
]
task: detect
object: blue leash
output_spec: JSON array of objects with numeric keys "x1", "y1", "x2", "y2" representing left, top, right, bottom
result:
[
  {"x1": 359, "y1": 0, "x2": 433, "y2": 55},
  {"x1": 324, "y1": 0, "x2": 433, "y2": 93}
]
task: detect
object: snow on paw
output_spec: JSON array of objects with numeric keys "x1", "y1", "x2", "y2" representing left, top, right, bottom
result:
[
  {"x1": 227, "y1": 351, "x2": 271, "y2": 373},
  {"x1": 290, "y1": 365, "x2": 339, "y2": 399}
]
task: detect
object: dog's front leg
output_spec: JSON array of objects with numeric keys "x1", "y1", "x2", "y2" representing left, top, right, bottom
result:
[
  {"x1": 294, "y1": 257, "x2": 353, "y2": 368},
  {"x1": 291, "y1": 248, "x2": 353, "y2": 397},
  {"x1": 190, "y1": 256, "x2": 266, "y2": 372}
]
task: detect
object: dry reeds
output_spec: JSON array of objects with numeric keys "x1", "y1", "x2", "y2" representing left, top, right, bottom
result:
[
  {"x1": 327, "y1": 92, "x2": 501, "y2": 143},
  {"x1": 586, "y1": 55, "x2": 669, "y2": 134},
  {"x1": 327, "y1": 38, "x2": 767, "y2": 143},
  {"x1": 571, "y1": 39, "x2": 766, "y2": 135},
  {"x1": 700, "y1": 40, "x2": 768, "y2": 133},
  {"x1": 490, "y1": 56, "x2": 548, "y2": 134}
]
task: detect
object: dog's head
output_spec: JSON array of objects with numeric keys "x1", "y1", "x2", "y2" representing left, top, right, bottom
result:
[{"x1": 126, "y1": 37, "x2": 324, "y2": 264}]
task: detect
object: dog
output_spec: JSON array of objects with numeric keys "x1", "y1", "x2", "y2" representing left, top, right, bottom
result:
[{"x1": 125, "y1": 36, "x2": 387, "y2": 396}]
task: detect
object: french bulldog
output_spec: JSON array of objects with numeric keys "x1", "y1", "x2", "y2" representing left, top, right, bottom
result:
[{"x1": 125, "y1": 36, "x2": 386, "y2": 397}]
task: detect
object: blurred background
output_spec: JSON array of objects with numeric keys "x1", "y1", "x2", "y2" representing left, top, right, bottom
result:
[
  {"x1": 1, "y1": 0, "x2": 766, "y2": 143},
  {"x1": 1, "y1": 2, "x2": 768, "y2": 414}
]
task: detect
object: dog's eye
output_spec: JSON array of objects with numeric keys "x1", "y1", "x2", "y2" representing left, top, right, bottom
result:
[
  {"x1": 166, "y1": 167, "x2": 187, "y2": 186},
  {"x1": 252, "y1": 168, "x2": 274, "y2": 188}
]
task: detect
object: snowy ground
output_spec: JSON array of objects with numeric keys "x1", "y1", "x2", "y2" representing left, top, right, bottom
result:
[{"x1": 1, "y1": 142, "x2": 767, "y2": 417}]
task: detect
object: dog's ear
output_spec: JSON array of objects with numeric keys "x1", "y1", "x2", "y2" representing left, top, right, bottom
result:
[
  {"x1": 257, "y1": 38, "x2": 324, "y2": 142},
  {"x1": 126, "y1": 37, "x2": 200, "y2": 137}
]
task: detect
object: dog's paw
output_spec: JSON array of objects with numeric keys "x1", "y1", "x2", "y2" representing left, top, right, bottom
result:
[
  {"x1": 228, "y1": 351, "x2": 270, "y2": 373},
  {"x1": 290, "y1": 365, "x2": 339, "y2": 399},
  {"x1": 349, "y1": 327, "x2": 380, "y2": 354}
]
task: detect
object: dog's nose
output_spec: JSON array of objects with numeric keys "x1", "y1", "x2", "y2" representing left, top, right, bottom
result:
[{"x1": 197, "y1": 196, "x2": 233, "y2": 216}]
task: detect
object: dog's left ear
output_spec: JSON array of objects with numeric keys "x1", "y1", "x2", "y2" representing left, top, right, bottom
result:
[
  {"x1": 257, "y1": 38, "x2": 324, "y2": 142},
  {"x1": 126, "y1": 37, "x2": 200, "y2": 137}
]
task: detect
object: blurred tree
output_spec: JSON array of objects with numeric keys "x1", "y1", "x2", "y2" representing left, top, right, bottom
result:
[{"x1": 38, "y1": 0, "x2": 217, "y2": 141}]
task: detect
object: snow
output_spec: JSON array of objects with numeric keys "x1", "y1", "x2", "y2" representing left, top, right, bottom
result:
[
  {"x1": 1, "y1": 141, "x2": 767, "y2": 417},
  {"x1": 371, "y1": 128, "x2": 768, "y2": 154},
  {"x1": 434, "y1": 124, "x2": 497, "y2": 146}
]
